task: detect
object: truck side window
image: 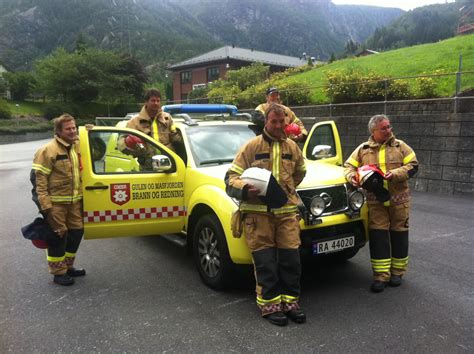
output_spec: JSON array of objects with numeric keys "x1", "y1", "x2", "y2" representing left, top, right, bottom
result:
[
  {"x1": 88, "y1": 130, "x2": 170, "y2": 174},
  {"x1": 305, "y1": 125, "x2": 336, "y2": 160}
]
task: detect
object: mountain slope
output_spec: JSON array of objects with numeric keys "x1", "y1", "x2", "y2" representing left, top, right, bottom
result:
[
  {"x1": 174, "y1": 0, "x2": 403, "y2": 60},
  {"x1": 0, "y1": 0, "x2": 403, "y2": 72},
  {"x1": 365, "y1": 2, "x2": 464, "y2": 50}
]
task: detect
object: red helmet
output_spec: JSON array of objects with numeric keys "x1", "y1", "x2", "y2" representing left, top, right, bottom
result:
[
  {"x1": 31, "y1": 239, "x2": 48, "y2": 249},
  {"x1": 284, "y1": 123, "x2": 301, "y2": 136},
  {"x1": 357, "y1": 165, "x2": 390, "y2": 202},
  {"x1": 125, "y1": 135, "x2": 145, "y2": 150}
]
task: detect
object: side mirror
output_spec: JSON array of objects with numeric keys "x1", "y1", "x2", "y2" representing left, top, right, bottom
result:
[
  {"x1": 311, "y1": 145, "x2": 333, "y2": 160},
  {"x1": 152, "y1": 155, "x2": 172, "y2": 172}
]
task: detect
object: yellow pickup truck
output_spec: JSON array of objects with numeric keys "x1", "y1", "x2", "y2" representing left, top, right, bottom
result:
[{"x1": 81, "y1": 104, "x2": 368, "y2": 289}]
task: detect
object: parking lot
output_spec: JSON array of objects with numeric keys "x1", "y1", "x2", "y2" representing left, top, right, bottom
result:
[{"x1": 0, "y1": 140, "x2": 472, "y2": 353}]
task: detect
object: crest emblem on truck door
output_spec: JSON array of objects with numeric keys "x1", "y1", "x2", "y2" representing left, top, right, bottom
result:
[{"x1": 111, "y1": 183, "x2": 130, "y2": 206}]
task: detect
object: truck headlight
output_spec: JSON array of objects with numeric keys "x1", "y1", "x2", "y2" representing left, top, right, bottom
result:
[
  {"x1": 310, "y1": 196, "x2": 325, "y2": 217},
  {"x1": 348, "y1": 190, "x2": 364, "y2": 211}
]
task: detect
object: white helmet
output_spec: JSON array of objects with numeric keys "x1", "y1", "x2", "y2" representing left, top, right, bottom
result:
[
  {"x1": 241, "y1": 167, "x2": 288, "y2": 208},
  {"x1": 241, "y1": 167, "x2": 272, "y2": 196}
]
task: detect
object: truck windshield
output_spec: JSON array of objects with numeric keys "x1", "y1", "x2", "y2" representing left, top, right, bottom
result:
[{"x1": 186, "y1": 125, "x2": 256, "y2": 167}]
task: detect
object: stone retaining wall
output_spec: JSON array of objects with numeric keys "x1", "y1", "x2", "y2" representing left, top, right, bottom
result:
[
  {"x1": 293, "y1": 99, "x2": 474, "y2": 196},
  {"x1": 0, "y1": 131, "x2": 52, "y2": 144}
]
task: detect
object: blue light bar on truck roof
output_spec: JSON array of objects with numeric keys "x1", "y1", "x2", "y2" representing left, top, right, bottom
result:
[{"x1": 162, "y1": 104, "x2": 238, "y2": 115}]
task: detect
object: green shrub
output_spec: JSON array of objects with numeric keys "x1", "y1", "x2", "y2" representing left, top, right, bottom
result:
[
  {"x1": 325, "y1": 70, "x2": 362, "y2": 103},
  {"x1": 187, "y1": 87, "x2": 210, "y2": 103},
  {"x1": 109, "y1": 103, "x2": 141, "y2": 117},
  {"x1": 415, "y1": 77, "x2": 438, "y2": 98},
  {"x1": 0, "y1": 99, "x2": 12, "y2": 119},
  {"x1": 387, "y1": 79, "x2": 412, "y2": 100},
  {"x1": 43, "y1": 102, "x2": 71, "y2": 120},
  {"x1": 325, "y1": 70, "x2": 412, "y2": 103},
  {"x1": 276, "y1": 82, "x2": 312, "y2": 106}
]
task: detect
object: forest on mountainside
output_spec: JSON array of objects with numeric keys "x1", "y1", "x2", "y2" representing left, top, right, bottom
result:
[{"x1": 0, "y1": 0, "x2": 403, "y2": 73}]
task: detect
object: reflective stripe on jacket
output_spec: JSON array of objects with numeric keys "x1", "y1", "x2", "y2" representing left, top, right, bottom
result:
[
  {"x1": 31, "y1": 137, "x2": 82, "y2": 211},
  {"x1": 344, "y1": 134, "x2": 418, "y2": 206}
]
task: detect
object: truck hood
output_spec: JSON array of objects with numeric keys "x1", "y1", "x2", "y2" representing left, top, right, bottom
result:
[
  {"x1": 196, "y1": 162, "x2": 346, "y2": 189},
  {"x1": 195, "y1": 164, "x2": 230, "y2": 184},
  {"x1": 298, "y1": 161, "x2": 347, "y2": 189}
]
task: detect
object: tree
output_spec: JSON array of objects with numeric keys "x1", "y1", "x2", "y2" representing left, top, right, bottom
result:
[
  {"x1": 34, "y1": 48, "x2": 147, "y2": 103},
  {"x1": 2, "y1": 71, "x2": 36, "y2": 100},
  {"x1": 225, "y1": 63, "x2": 270, "y2": 91},
  {"x1": 344, "y1": 39, "x2": 360, "y2": 56}
]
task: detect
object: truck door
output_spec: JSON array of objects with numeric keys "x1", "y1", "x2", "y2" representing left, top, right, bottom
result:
[
  {"x1": 79, "y1": 126, "x2": 186, "y2": 240},
  {"x1": 302, "y1": 120, "x2": 343, "y2": 166}
]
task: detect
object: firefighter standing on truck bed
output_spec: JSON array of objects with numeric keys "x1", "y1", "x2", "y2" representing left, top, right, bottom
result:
[
  {"x1": 225, "y1": 103, "x2": 307, "y2": 326},
  {"x1": 126, "y1": 88, "x2": 182, "y2": 152},
  {"x1": 344, "y1": 114, "x2": 418, "y2": 293},
  {"x1": 255, "y1": 87, "x2": 307, "y2": 142},
  {"x1": 31, "y1": 114, "x2": 86, "y2": 286}
]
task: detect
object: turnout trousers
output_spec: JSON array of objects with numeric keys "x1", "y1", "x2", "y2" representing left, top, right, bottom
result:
[
  {"x1": 46, "y1": 201, "x2": 84, "y2": 275},
  {"x1": 243, "y1": 212, "x2": 302, "y2": 316},
  {"x1": 368, "y1": 202, "x2": 410, "y2": 282}
]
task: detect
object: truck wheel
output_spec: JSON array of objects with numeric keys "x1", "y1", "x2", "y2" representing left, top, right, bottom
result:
[
  {"x1": 326, "y1": 247, "x2": 360, "y2": 263},
  {"x1": 193, "y1": 214, "x2": 234, "y2": 290}
]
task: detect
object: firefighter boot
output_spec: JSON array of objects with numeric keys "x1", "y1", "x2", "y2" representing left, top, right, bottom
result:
[
  {"x1": 370, "y1": 280, "x2": 387, "y2": 293},
  {"x1": 53, "y1": 274, "x2": 75, "y2": 286},
  {"x1": 263, "y1": 311, "x2": 288, "y2": 326},
  {"x1": 389, "y1": 275, "x2": 402, "y2": 287},
  {"x1": 67, "y1": 268, "x2": 86, "y2": 277},
  {"x1": 286, "y1": 309, "x2": 306, "y2": 324}
]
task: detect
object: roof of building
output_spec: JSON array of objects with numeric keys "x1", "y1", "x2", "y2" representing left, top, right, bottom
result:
[
  {"x1": 168, "y1": 46, "x2": 309, "y2": 70},
  {"x1": 355, "y1": 49, "x2": 380, "y2": 57}
]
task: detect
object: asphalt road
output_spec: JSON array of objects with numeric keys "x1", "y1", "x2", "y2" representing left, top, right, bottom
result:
[{"x1": 1, "y1": 140, "x2": 472, "y2": 353}]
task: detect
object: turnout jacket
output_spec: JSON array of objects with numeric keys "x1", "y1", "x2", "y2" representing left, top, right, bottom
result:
[
  {"x1": 344, "y1": 134, "x2": 418, "y2": 205},
  {"x1": 31, "y1": 136, "x2": 82, "y2": 212},
  {"x1": 127, "y1": 105, "x2": 182, "y2": 151},
  {"x1": 255, "y1": 103, "x2": 308, "y2": 137},
  {"x1": 226, "y1": 128, "x2": 306, "y2": 214}
]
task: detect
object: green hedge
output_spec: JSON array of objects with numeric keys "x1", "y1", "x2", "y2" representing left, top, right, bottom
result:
[{"x1": 0, "y1": 99, "x2": 12, "y2": 119}]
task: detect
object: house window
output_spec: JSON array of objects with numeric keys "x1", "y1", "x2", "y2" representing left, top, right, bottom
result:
[
  {"x1": 207, "y1": 67, "x2": 220, "y2": 82},
  {"x1": 180, "y1": 71, "x2": 191, "y2": 84}
]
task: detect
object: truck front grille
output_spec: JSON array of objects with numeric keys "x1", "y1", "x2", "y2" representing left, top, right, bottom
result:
[{"x1": 297, "y1": 184, "x2": 349, "y2": 215}]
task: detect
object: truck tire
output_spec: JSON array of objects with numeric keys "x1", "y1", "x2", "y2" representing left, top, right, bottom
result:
[{"x1": 193, "y1": 214, "x2": 234, "y2": 290}]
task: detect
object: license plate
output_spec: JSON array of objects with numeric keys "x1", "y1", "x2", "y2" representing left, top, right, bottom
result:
[{"x1": 313, "y1": 236, "x2": 355, "y2": 255}]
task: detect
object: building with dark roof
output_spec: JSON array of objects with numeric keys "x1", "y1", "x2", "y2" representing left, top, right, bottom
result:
[
  {"x1": 167, "y1": 46, "x2": 311, "y2": 102},
  {"x1": 355, "y1": 49, "x2": 380, "y2": 57}
]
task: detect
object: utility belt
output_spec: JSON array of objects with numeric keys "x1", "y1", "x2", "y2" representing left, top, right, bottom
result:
[
  {"x1": 239, "y1": 203, "x2": 298, "y2": 215},
  {"x1": 231, "y1": 203, "x2": 298, "y2": 238}
]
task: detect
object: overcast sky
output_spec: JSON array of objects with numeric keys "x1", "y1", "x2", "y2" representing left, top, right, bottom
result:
[{"x1": 332, "y1": 0, "x2": 455, "y2": 11}]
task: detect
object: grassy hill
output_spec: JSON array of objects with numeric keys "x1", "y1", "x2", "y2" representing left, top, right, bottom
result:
[{"x1": 286, "y1": 34, "x2": 474, "y2": 103}]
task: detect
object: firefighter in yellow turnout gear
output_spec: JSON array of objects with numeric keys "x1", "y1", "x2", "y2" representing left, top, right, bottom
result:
[
  {"x1": 256, "y1": 87, "x2": 307, "y2": 142},
  {"x1": 344, "y1": 114, "x2": 418, "y2": 293},
  {"x1": 31, "y1": 114, "x2": 86, "y2": 286},
  {"x1": 225, "y1": 103, "x2": 307, "y2": 326},
  {"x1": 126, "y1": 88, "x2": 182, "y2": 152}
]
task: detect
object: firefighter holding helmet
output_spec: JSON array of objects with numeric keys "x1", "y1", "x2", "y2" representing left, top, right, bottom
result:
[
  {"x1": 225, "y1": 103, "x2": 307, "y2": 326},
  {"x1": 344, "y1": 114, "x2": 418, "y2": 293},
  {"x1": 30, "y1": 114, "x2": 86, "y2": 286}
]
